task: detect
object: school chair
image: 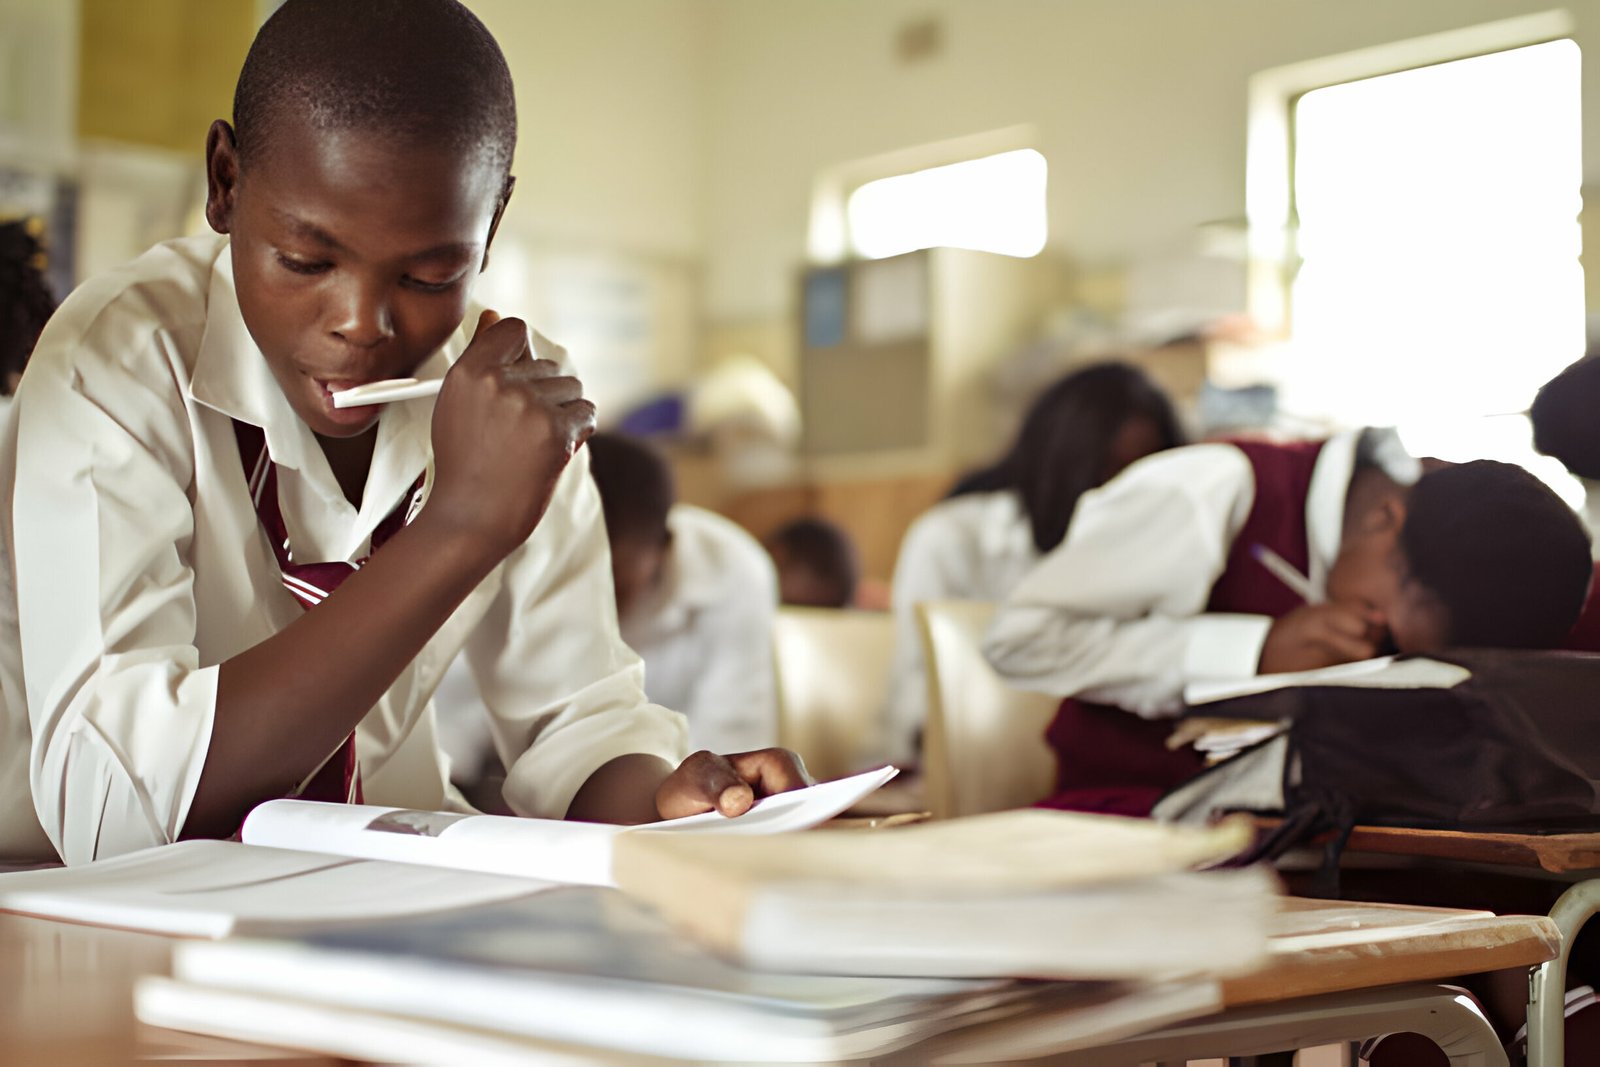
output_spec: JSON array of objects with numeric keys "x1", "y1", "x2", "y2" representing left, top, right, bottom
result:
[
  {"x1": 770, "y1": 606, "x2": 896, "y2": 782},
  {"x1": 916, "y1": 600, "x2": 1058, "y2": 820}
]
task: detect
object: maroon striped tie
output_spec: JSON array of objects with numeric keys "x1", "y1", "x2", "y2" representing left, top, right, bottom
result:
[{"x1": 234, "y1": 422, "x2": 425, "y2": 804}]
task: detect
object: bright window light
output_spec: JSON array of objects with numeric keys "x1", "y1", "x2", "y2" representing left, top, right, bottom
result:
[
  {"x1": 1282, "y1": 40, "x2": 1584, "y2": 502},
  {"x1": 846, "y1": 148, "x2": 1048, "y2": 259}
]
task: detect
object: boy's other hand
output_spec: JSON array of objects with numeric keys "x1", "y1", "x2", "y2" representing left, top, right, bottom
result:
[
  {"x1": 1259, "y1": 602, "x2": 1383, "y2": 674},
  {"x1": 427, "y1": 310, "x2": 597, "y2": 558},
  {"x1": 655, "y1": 749, "x2": 813, "y2": 820}
]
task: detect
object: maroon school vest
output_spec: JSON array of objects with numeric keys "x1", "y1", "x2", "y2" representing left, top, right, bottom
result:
[
  {"x1": 1562, "y1": 562, "x2": 1600, "y2": 652},
  {"x1": 234, "y1": 422, "x2": 423, "y2": 806},
  {"x1": 1036, "y1": 438, "x2": 1327, "y2": 816}
]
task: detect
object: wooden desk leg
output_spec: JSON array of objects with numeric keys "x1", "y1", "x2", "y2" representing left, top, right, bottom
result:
[{"x1": 1527, "y1": 878, "x2": 1600, "y2": 1067}]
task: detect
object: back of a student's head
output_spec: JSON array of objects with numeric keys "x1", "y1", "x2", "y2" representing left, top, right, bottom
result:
[
  {"x1": 1531, "y1": 351, "x2": 1600, "y2": 479},
  {"x1": 767, "y1": 518, "x2": 860, "y2": 609},
  {"x1": 0, "y1": 219, "x2": 56, "y2": 395},
  {"x1": 950, "y1": 361, "x2": 1184, "y2": 554},
  {"x1": 587, "y1": 433, "x2": 676, "y2": 617},
  {"x1": 1399, "y1": 460, "x2": 1592, "y2": 650}
]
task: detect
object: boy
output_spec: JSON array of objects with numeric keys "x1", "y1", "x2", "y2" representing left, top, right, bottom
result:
[
  {"x1": 585, "y1": 433, "x2": 779, "y2": 754},
  {"x1": 0, "y1": 0, "x2": 803, "y2": 865},
  {"x1": 766, "y1": 517, "x2": 861, "y2": 610},
  {"x1": 984, "y1": 428, "x2": 1593, "y2": 815}
]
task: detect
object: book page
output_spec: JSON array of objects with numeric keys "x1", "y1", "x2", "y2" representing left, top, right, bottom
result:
[
  {"x1": 1183, "y1": 655, "x2": 1471, "y2": 707},
  {"x1": 241, "y1": 766, "x2": 899, "y2": 886},
  {"x1": 0, "y1": 840, "x2": 548, "y2": 937}
]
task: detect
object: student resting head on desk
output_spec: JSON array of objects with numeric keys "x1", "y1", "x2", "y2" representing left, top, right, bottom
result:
[
  {"x1": 0, "y1": 0, "x2": 807, "y2": 866},
  {"x1": 982, "y1": 429, "x2": 1593, "y2": 817}
]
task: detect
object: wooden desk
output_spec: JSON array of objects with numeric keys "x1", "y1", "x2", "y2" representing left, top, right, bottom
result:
[
  {"x1": 1317, "y1": 824, "x2": 1600, "y2": 1067},
  {"x1": 2, "y1": 897, "x2": 1559, "y2": 1065},
  {"x1": 0, "y1": 913, "x2": 337, "y2": 1065}
]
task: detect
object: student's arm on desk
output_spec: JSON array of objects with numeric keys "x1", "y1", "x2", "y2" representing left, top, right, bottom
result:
[{"x1": 981, "y1": 444, "x2": 1268, "y2": 718}]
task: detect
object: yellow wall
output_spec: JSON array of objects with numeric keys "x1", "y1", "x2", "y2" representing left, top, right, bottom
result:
[{"x1": 77, "y1": 0, "x2": 254, "y2": 157}]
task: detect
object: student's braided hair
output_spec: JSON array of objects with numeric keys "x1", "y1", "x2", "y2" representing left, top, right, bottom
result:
[{"x1": 0, "y1": 219, "x2": 57, "y2": 395}]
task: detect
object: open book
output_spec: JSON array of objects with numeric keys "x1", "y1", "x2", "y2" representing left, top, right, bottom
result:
[{"x1": 0, "y1": 766, "x2": 895, "y2": 937}]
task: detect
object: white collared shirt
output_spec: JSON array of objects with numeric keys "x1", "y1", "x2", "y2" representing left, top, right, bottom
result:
[
  {"x1": 618, "y1": 504, "x2": 778, "y2": 754},
  {"x1": 983, "y1": 430, "x2": 1418, "y2": 718},
  {"x1": 0, "y1": 234, "x2": 687, "y2": 864},
  {"x1": 881, "y1": 490, "x2": 1037, "y2": 765}
]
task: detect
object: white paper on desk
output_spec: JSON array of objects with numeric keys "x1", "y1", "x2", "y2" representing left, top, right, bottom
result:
[
  {"x1": 0, "y1": 839, "x2": 547, "y2": 937},
  {"x1": 1183, "y1": 655, "x2": 1471, "y2": 706},
  {"x1": 242, "y1": 766, "x2": 899, "y2": 887}
]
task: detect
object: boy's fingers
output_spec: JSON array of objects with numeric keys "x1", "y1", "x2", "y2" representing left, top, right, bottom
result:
[
  {"x1": 727, "y1": 748, "x2": 813, "y2": 797},
  {"x1": 656, "y1": 751, "x2": 753, "y2": 820},
  {"x1": 459, "y1": 314, "x2": 531, "y2": 368}
]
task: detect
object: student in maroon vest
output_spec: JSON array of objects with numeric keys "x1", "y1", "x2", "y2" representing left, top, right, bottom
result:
[{"x1": 984, "y1": 430, "x2": 1593, "y2": 816}]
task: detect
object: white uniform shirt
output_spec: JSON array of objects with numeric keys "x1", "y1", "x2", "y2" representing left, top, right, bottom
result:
[
  {"x1": 619, "y1": 504, "x2": 778, "y2": 754},
  {"x1": 881, "y1": 490, "x2": 1037, "y2": 766},
  {"x1": 0, "y1": 235, "x2": 687, "y2": 864},
  {"x1": 983, "y1": 429, "x2": 1419, "y2": 719}
]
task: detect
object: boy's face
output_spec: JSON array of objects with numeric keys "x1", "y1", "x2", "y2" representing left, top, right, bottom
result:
[
  {"x1": 206, "y1": 117, "x2": 508, "y2": 439},
  {"x1": 1326, "y1": 526, "x2": 1451, "y2": 654}
]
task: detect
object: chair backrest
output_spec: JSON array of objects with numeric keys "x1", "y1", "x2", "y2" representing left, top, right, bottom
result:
[
  {"x1": 771, "y1": 607, "x2": 897, "y2": 782},
  {"x1": 917, "y1": 600, "x2": 1058, "y2": 820}
]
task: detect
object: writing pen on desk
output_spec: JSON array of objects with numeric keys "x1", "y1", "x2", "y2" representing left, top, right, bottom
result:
[
  {"x1": 331, "y1": 378, "x2": 443, "y2": 409},
  {"x1": 1250, "y1": 544, "x2": 1322, "y2": 605}
]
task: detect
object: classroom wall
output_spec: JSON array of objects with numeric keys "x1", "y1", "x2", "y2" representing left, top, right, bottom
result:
[
  {"x1": 701, "y1": 0, "x2": 1600, "y2": 330},
  {"x1": 468, "y1": 0, "x2": 710, "y2": 261}
]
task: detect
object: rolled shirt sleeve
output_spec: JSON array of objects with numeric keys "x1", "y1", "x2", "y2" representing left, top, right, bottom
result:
[
  {"x1": 472, "y1": 447, "x2": 689, "y2": 819},
  {"x1": 982, "y1": 444, "x2": 1269, "y2": 718}
]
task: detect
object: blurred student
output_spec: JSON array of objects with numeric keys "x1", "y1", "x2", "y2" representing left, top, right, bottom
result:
[
  {"x1": 985, "y1": 429, "x2": 1593, "y2": 816},
  {"x1": 0, "y1": 219, "x2": 57, "y2": 407},
  {"x1": 0, "y1": 0, "x2": 805, "y2": 865},
  {"x1": 881, "y1": 362, "x2": 1183, "y2": 767},
  {"x1": 1531, "y1": 350, "x2": 1600, "y2": 554},
  {"x1": 767, "y1": 517, "x2": 860, "y2": 609},
  {"x1": 587, "y1": 433, "x2": 780, "y2": 755}
]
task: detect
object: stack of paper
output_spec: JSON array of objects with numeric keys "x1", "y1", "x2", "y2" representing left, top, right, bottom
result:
[{"x1": 135, "y1": 887, "x2": 1225, "y2": 1063}]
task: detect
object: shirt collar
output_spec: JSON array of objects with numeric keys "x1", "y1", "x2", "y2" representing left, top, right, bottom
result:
[
  {"x1": 1305, "y1": 426, "x2": 1422, "y2": 595},
  {"x1": 188, "y1": 239, "x2": 460, "y2": 536}
]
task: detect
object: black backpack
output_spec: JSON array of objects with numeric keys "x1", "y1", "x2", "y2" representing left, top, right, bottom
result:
[{"x1": 1152, "y1": 650, "x2": 1600, "y2": 890}]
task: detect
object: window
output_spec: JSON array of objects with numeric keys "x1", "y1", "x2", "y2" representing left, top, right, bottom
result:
[
  {"x1": 1279, "y1": 39, "x2": 1583, "y2": 494},
  {"x1": 843, "y1": 148, "x2": 1048, "y2": 260}
]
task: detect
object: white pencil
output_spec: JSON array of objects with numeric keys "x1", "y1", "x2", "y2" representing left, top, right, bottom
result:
[
  {"x1": 330, "y1": 378, "x2": 444, "y2": 408},
  {"x1": 1249, "y1": 543, "x2": 1322, "y2": 605}
]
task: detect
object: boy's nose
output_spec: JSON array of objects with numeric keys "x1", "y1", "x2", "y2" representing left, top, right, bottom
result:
[{"x1": 330, "y1": 280, "x2": 394, "y2": 349}]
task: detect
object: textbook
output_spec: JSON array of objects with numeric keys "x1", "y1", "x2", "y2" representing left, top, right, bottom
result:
[
  {"x1": 0, "y1": 767, "x2": 894, "y2": 937},
  {"x1": 611, "y1": 810, "x2": 1277, "y2": 979},
  {"x1": 136, "y1": 886, "x2": 1226, "y2": 1063}
]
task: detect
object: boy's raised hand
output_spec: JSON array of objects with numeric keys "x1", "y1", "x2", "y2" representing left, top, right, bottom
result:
[
  {"x1": 427, "y1": 310, "x2": 597, "y2": 559},
  {"x1": 1259, "y1": 601, "x2": 1384, "y2": 674},
  {"x1": 655, "y1": 749, "x2": 813, "y2": 820}
]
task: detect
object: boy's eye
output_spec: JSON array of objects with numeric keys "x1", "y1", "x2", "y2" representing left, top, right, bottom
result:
[
  {"x1": 276, "y1": 253, "x2": 331, "y2": 277},
  {"x1": 402, "y1": 274, "x2": 464, "y2": 294}
]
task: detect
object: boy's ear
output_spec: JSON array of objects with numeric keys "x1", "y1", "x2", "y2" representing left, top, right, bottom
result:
[
  {"x1": 480, "y1": 174, "x2": 516, "y2": 272},
  {"x1": 1368, "y1": 493, "x2": 1407, "y2": 537},
  {"x1": 204, "y1": 120, "x2": 242, "y2": 235}
]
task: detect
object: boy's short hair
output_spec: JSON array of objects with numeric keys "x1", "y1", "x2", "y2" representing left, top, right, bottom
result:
[
  {"x1": 586, "y1": 433, "x2": 675, "y2": 545},
  {"x1": 1531, "y1": 353, "x2": 1600, "y2": 479},
  {"x1": 234, "y1": 0, "x2": 516, "y2": 174},
  {"x1": 768, "y1": 518, "x2": 860, "y2": 609},
  {"x1": 1400, "y1": 460, "x2": 1592, "y2": 649}
]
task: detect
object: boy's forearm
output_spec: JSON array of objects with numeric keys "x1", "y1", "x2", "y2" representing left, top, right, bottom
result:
[
  {"x1": 183, "y1": 512, "x2": 503, "y2": 839},
  {"x1": 564, "y1": 752, "x2": 675, "y2": 825}
]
